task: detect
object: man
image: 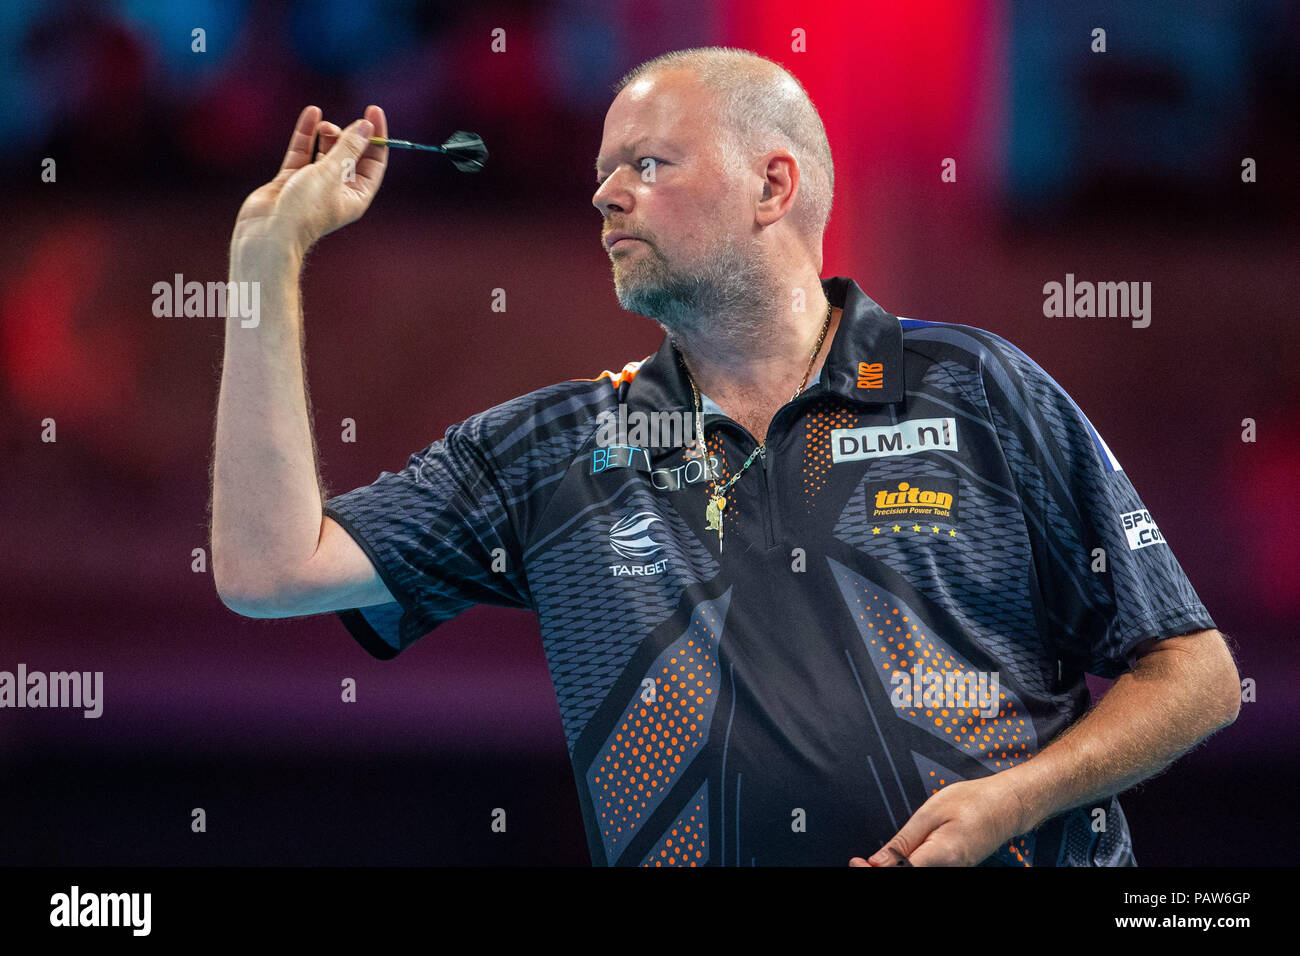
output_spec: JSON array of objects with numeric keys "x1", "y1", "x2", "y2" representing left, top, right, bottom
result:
[{"x1": 212, "y1": 47, "x2": 1240, "y2": 866}]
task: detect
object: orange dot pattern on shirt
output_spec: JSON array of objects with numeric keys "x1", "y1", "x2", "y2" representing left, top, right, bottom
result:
[
  {"x1": 640, "y1": 790, "x2": 708, "y2": 867},
  {"x1": 802, "y1": 400, "x2": 857, "y2": 501},
  {"x1": 707, "y1": 434, "x2": 729, "y2": 477},
  {"x1": 591, "y1": 628, "x2": 719, "y2": 856},
  {"x1": 1004, "y1": 836, "x2": 1031, "y2": 865},
  {"x1": 857, "y1": 595, "x2": 1034, "y2": 770},
  {"x1": 703, "y1": 434, "x2": 738, "y2": 533}
]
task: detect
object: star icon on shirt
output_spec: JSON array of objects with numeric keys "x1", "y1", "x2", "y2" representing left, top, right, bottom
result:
[{"x1": 912, "y1": 524, "x2": 922, "y2": 532}]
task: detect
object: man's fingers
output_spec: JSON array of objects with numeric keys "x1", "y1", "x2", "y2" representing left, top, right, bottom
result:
[
  {"x1": 340, "y1": 116, "x2": 375, "y2": 158},
  {"x1": 850, "y1": 846, "x2": 916, "y2": 866},
  {"x1": 364, "y1": 104, "x2": 387, "y2": 141},
  {"x1": 280, "y1": 105, "x2": 321, "y2": 173},
  {"x1": 354, "y1": 105, "x2": 388, "y2": 186},
  {"x1": 858, "y1": 845, "x2": 915, "y2": 866},
  {"x1": 869, "y1": 802, "x2": 943, "y2": 865},
  {"x1": 901, "y1": 841, "x2": 953, "y2": 867},
  {"x1": 315, "y1": 122, "x2": 341, "y2": 163},
  {"x1": 317, "y1": 116, "x2": 375, "y2": 180},
  {"x1": 867, "y1": 840, "x2": 910, "y2": 865}
]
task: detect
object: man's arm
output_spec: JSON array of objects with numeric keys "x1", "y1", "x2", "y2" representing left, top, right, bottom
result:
[
  {"x1": 997, "y1": 627, "x2": 1240, "y2": 834},
  {"x1": 854, "y1": 628, "x2": 1240, "y2": 866},
  {"x1": 211, "y1": 104, "x2": 394, "y2": 617}
]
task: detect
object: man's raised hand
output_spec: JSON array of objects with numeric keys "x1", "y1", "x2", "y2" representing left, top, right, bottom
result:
[{"x1": 232, "y1": 104, "x2": 389, "y2": 258}]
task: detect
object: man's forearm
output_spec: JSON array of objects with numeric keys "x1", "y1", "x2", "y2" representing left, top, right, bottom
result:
[
  {"x1": 211, "y1": 239, "x2": 325, "y2": 609},
  {"x1": 998, "y1": 629, "x2": 1240, "y2": 835}
]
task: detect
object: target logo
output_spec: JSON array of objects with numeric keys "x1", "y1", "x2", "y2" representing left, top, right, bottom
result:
[
  {"x1": 607, "y1": 511, "x2": 672, "y2": 577},
  {"x1": 609, "y1": 511, "x2": 665, "y2": 560}
]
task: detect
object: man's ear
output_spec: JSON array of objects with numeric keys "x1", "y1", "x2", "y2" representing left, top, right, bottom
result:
[{"x1": 754, "y1": 149, "x2": 796, "y2": 227}]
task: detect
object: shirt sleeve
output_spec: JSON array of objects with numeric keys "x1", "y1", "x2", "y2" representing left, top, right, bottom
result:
[
  {"x1": 322, "y1": 414, "x2": 532, "y2": 660},
  {"x1": 980, "y1": 336, "x2": 1217, "y2": 678}
]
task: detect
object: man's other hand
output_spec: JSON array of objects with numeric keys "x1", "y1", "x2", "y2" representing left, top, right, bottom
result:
[{"x1": 849, "y1": 773, "x2": 1028, "y2": 867}]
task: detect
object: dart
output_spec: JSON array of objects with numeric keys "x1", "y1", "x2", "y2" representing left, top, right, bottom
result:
[{"x1": 367, "y1": 131, "x2": 488, "y2": 172}]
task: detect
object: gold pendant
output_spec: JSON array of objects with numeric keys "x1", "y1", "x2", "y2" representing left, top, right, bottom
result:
[{"x1": 705, "y1": 495, "x2": 726, "y2": 548}]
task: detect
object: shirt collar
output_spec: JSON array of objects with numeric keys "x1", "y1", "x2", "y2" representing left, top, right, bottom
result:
[
  {"x1": 625, "y1": 276, "x2": 906, "y2": 414},
  {"x1": 698, "y1": 364, "x2": 823, "y2": 416}
]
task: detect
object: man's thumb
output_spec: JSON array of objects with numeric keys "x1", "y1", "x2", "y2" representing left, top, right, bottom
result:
[{"x1": 332, "y1": 117, "x2": 374, "y2": 163}]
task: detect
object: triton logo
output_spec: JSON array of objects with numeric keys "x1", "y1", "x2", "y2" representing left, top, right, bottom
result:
[
  {"x1": 874, "y1": 482, "x2": 953, "y2": 511},
  {"x1": 857, "y1": 362, "x2": 884, "y2": 389},
  {"x1": 868, "y1": 479, "x2": 958, "y2": 522}
]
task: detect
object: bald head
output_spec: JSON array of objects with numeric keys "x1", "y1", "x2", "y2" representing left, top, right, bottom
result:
[{"x1": 612, "y1": 47, "x2": 835, "y2": 239}]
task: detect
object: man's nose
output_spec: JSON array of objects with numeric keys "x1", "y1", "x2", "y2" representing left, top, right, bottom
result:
[{"x1": 592, "y1": 171, "x2": 631, "y2": 215}]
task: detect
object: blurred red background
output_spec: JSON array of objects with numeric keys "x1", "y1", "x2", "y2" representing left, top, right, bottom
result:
[{"x1": 1, "y1": 0, "x2": 1296, "y2": 864}]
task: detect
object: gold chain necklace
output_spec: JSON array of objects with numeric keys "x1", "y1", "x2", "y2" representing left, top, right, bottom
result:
[{"x1": 683, "y1": 302, "x2": 833, "y2": 551}]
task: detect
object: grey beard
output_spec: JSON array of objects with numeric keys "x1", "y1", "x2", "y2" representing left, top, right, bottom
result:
[{"x1": 613, "y1": 236, "x2": 777, "y2": 337}]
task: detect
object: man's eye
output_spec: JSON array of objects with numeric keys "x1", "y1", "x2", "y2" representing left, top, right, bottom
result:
[{"x1": 595, "y1": 159, "x2": 665, "y2": 185}]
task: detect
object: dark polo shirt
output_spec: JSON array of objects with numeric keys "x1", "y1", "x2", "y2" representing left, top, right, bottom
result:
[{"x1": 323, "y1": 276, "x2": 1215, "y2": 866}]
